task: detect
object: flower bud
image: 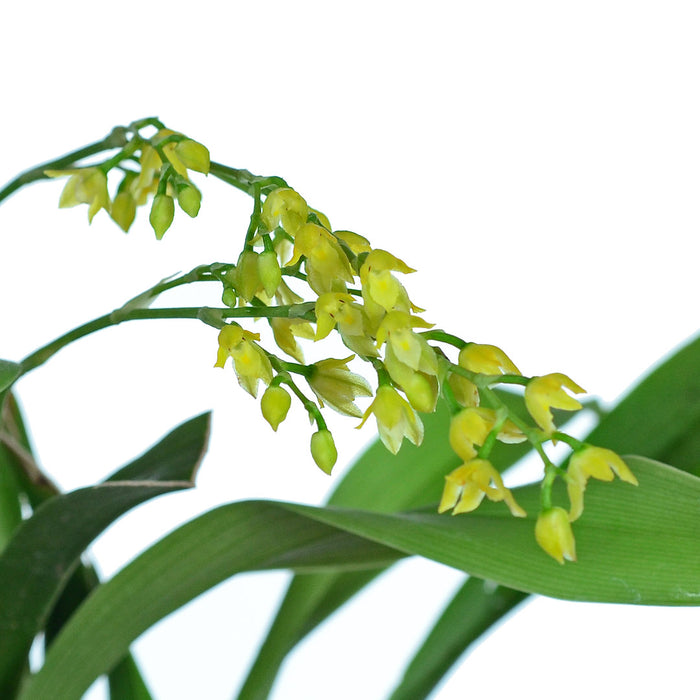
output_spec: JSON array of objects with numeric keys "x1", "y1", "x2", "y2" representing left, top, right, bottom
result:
[
  {"x1": 261, "y1": 385, "x2": 292, "y2": 431},
  {"x1": 310, "y1": 429, "x2": 337, "y2": 475},
  {"x1": 458, "y1": 343, "x2": 520, "y2": 376},
  {"x1": 234, "y1": 250, "x2": 262, "y2": 302},
  {"x1": 174, "y1": 139, "x2": 210, "y2": 174},
  {"x1": 149, "y1": 194, "x2": 175, "y2": 240},
  {"x1": 177, "y1": 184, "x2": 202, "y2": 217},
  {"x1": 448, "y1": 373, "x2": 479, "y2": 408},
  {"x1": 535, "y1": 507, "x2": 577, "y2": 564},
  {"x1": 221, "y1": 288, "x2": 237, "y2": 307},
  {"x1": 257, "y1": 250, "x2": 282, "y2": 297},
  {"x1": 110, "y1": 191, "x2": 136, "y2": 232}
]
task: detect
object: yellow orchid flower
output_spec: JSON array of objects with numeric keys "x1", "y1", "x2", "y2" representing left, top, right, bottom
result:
[
  {"x1": 535, "y1": 507, "x2": 577, "y2": 564},
  {"x1": 46, "y1": 167, "x2": 111, "y2": 222},
  {"x1": 357, "y1": 385, "x2": 424, "y2": 454},
  {"x1": 308, "y1": 356, "x2": 372, "y2": 417},
  {"x1": 261, "y1": 187, "x2": 309, "y2": 237},
  {"x1": 524, "y1": 373, "x2": 585, "y2": 436},
  {"x1": 566, "y1": 446, "x2": 638, "y2": 521},
  {"x1": 458, "y1": 343, "x2": 521, "y2": 376},
  {"x1": 438, "y1": 459, "x2": 526, "y2": 517}
]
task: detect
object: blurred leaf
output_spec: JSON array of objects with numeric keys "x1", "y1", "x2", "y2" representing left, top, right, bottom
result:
[
  {"x1": 387, "y1": 333, "x2": 700, "y2": 699},
  {"x1": 244, "y1": 334, "x2": 700, "y2": 699},
  {"x1": 586, "y1": 333, "x2": 700, "y2": 457},
  {"x1": 108, "y1": 655, "x2": 153, "y2": 700},
  {"x1": 237, "y1": 397, "x2": 536, "y2": 700},
  {"x1": 23, "y1": 453, "x2": 700, "y2": 699},
  {"x1": 0, "y1": 450, "x2": 22, "y2": 553},
  {"x1": 388, "y1": 578, "x2": 527, "y2": 700},
  {"x1": 20, "y1": 501, "x2": 405, "y2": 700},
  {"x1": 0, "y1": 360, "x2": 21, "y2": 393},
  {"x1": 0, "y1": 412, "x2": 210, "y2": 698}
]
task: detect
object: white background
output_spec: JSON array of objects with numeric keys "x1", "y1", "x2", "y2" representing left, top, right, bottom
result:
[{"x1": 1, "y1": 2, "x2": 699, "y2": 698}]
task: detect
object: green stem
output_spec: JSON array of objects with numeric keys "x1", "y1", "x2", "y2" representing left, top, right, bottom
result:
[
  {"x1": 19, "y1": 304, "x2": 315, "y2": 377},
  {"x1": 0, "y1": 127, "x2": 130, "y2": 205},
  {"x1": 209, "y1": 162, "x2": 288, "y2": 197},
  {"x1": 420, "y1": 330, "x2": 467, "y2": 349}
]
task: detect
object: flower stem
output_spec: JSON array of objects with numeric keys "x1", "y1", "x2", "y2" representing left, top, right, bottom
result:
[
  {"x1": 209, "y1": 162, "x2": 288, "y2": 197},
  {"x1": 18, "y1": 304, "x2": 315, "y2": 376},
  {"x1": 0, "y1": 127, "x2": 130, "y2": 205}
]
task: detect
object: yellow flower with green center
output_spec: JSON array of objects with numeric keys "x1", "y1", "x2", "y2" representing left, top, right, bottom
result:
[
  {"x1": 286, "y1": 223, "x2": 355, "y2": 295},
  {"x1": 524, "y1": 373, "x2": 585, "y2": 435},
  {"x1": 535, "y1": 507, "x2": 577, "y2": 564},
  {"x1": 308, "y1": 356, "x2": 372, "y2": 417},
  {"x1": 359, "y1": 249, "x2": 419, "y2": 327},
  {"x1": 261, "y1": 187, "x2": 309, "y2": 237},
  {"x1": 438, "y1": 459, "x2": 526, "y2": 517},
  {"x1": 314, "y1": 293, "x2": 364, "y2": 340},
  {"x1": 46, "y1": 167, "x2": 111, "y2": 222},
  {"x1": 357, "y1": 385, "x2": 424, "y2": 454},
  {"x1": 214, "y1": 325, "x2": 272, "y2": 397},
  {"x1": 448, "y1": 407, "x2": 526, "y2": 462},
  {"x1": 566, "y1": 446, "x2": 638, "y2": 521},
  {"x1": 376, "y1": 311, "x2": 436, "y2": 374}
]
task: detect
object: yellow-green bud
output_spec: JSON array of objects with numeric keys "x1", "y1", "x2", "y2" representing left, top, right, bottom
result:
[
  {"x1": 310, "y1": 429, "x2": 337, "y2": 475},
  {"x1": 149, "y1": 194, "x2": 175, "y2": 240},
  {"x1": 221, "y1": 288, "x2": 237, "y2": 307},
  {"x1": 174, "y1": 139, "x2": 210, "y2": 174},
  {"x1": 398, "y1": 372, "x2": 439, "y2": 413},
  {"x1": 261, "y1": 385, "x2": 292, "y2": 431},
  {"x1": 257, "y1": 250, "x2": 282, "y2": 297},
  {"x1": 447, "y1": 373, "x2": 479, "y2": 408},
  {"x1": 535, "y1": 507, "x2": 577, "y2": 564},
  {"x1": 234, "y1": 250, "x2": 262, "y2": 302},
  {"x1": 110, "y1": 191, "x2": 136, "y2": 232},
  {"x1": 177, "y1": 184, "x2": 202, "y2": 217}
]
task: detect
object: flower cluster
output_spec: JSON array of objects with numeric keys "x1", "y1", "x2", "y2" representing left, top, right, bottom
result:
[
  {"x1": 47, "y1": 121, "x2": 210, "y2": 238},
  {"x1": 45, "y1": 122, "x2": 639, "y2": 562}
]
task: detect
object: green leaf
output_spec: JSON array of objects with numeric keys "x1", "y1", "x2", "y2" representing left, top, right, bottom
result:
[
  {"x1": 108, "y1": 655, "x2": 153, "y2": 700},
  {"x1": 0, "y1": 448, "x2": 23, "y2": 553},
  {"x1": 586, "y1": 333, "x2": 700, "y2": 458},
  {"x1": 0, "y1": 412, "x2": 210, "y2": 698},
  {"x1": 0, "y1": 360, "x2": 21, "y2": 393},
  {"x1": 388, "y1": 578, "x2": 527, "y2": 700},
  {"x1": 236, "y1": 394, "x2": 545, "y2": 700},
  {"x1": 24, "y1": 453, "x2": 700, "y2": 700},
  {"x1": 291, "y1": 455, "x2": 700, "y2": 604},
  {"x1": 20, "y1": 501, "x2": 405, "y2": 700},
  {"x1": 245, "y1": 334, "x2": 700, "y2": 699}
]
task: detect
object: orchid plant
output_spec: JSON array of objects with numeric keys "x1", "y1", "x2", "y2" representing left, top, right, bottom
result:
[{"x1": 0, "y1": 119, "x2": 698, "y2": 700}]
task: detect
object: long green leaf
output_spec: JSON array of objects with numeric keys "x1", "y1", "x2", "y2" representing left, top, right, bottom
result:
[
  {"x1": 236, "y1": 397, "x2": 537, "y2": 700},
  {"x1": 20, "y1": 501, "x2": 405, "y2": 700},
  {"x1": 388, "y1": 578, "x2": 527, "y2": 700},
  {"x1": 23, "y1": 453, "x2": 700, "y2": 700},
  {"x1": 239, "y1": 333, "x2": 700, "y2": 700},
  {"x1": 0, "y1": 412, "x2": 210, "y2": 697}
]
